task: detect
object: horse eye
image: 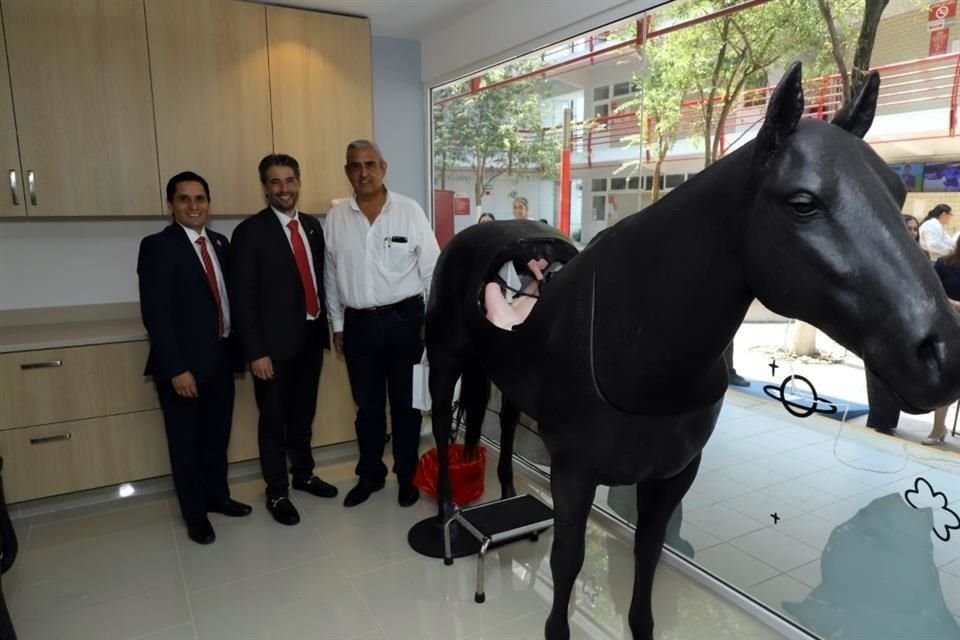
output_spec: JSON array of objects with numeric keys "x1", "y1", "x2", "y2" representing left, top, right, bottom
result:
[{"x1": 788, "y1": 195, "x2": 820, "y2": 217}]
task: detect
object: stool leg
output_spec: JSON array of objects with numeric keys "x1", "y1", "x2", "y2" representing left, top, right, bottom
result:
[
  {"x1": 475, "y1": 538, "x2": 490, "y2": 603},
  {"x1": 443, "y1": 514, "x2": 455, "y2": 566}
]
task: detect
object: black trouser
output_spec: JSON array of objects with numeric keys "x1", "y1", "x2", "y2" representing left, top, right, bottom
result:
[
  {"x1": 254, "y1": 320, "x2": 323, "y2": 499},
  {"x1": 156, "y1": 343, "x2": 235, "y2": 523},
  {"x1": 865, "y1": 369, "x2": 900, "y2": 430},
  {"x1": 344, "y1": 297, "x2": 424, "y2": 485}
]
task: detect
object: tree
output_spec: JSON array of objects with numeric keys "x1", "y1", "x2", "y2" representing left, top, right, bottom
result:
[
  {"x1": 432, "y1": 65, "x2": 559, "y2": 210},
  {"x1": 617, "y1": 36, "x2": 695, "y2": 203},
  {"x1": 816, "y1": 0, "x2": 894, "y2": 105}
]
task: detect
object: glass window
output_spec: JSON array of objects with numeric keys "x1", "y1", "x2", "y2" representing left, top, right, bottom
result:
[
  {"x1": 613, "y1": 81, "x2": 632, "y2": 97},
  {"x1": 592, "y1": 195, "x2": 605, "y2": 221},
  {"x1": 610, "y1": 177, "x2": 627, "y2": 190},
  {"x1": 593, "y1": 104, "x2": 609, "y2": 118},
  {"x1": 664, "y1": 174, "x2": 684, "y2": 188},
  {"x1": 628, "y1": 176, "x2": 640, "y2": 190},
  {"x1": 642, "y1": 176, "x2": 654, "y2": 191},
  {"x1": 593, "y1": 86, "x2": 610, "y2": 101},
  {"x1": 591, "y1": 178, "x2": 607, "y2": 192}
]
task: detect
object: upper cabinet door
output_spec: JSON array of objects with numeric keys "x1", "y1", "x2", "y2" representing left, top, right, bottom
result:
[
  {"x1": 146, "y1": 0, "x2": 272, "y2": 216},
  {"x1": 0, "y1": 19, "x2": 25, "y2": 217},
  {"x1": 267, "y1": 8, "x2": 373, "y2": 213},
  {"x1": 3, "y1": 0, "x2": 161, "y2": 216}
]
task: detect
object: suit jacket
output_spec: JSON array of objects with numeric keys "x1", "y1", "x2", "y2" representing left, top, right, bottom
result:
[
  {"x1": 230, "y1": 208, "x2": 330, "y2": 363},
  {"x1": 138, "y1": 223, "x2": 241, "y2": 382}
]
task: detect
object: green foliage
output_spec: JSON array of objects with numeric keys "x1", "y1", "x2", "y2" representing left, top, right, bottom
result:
[{"x1": 432, "y1": 64, "x2": 560, "y2": 207}]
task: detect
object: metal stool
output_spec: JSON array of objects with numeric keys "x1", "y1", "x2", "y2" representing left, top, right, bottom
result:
[{"x1": 443, "y1": 494, "x2": 553, "y2": 603}]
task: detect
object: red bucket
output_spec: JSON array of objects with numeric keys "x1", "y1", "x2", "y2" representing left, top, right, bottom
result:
[{"x1": 413, "y1": 443, "x2": 486, "y2": 506}]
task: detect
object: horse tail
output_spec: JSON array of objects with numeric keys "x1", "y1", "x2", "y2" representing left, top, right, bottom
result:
[{"x1": 458, "y1": 359, "x2": 490, "y2": 458}]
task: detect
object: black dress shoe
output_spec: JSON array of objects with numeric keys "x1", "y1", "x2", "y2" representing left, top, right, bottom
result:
[
  {"x1": 208, "y1": 498, "x2": 253, "y2": 517},
  {"x1": 728, "y1": 372, "x2": 751, "y2": 387},
  {"x1": 398, "y1": 482, "x2": 420, "y2": 507},
  {"x1": 186, "y1": 518, "x2": 216, "y2": 545},
  {"x1": 266, "y1": 497, "x2": 300, "y2": 526},
  {"x1": 343, "y1": 480, "x2": 385, "y2": 507},
  {"x1": 292, "y1": 476, "x2": 339, "y2": 498}
]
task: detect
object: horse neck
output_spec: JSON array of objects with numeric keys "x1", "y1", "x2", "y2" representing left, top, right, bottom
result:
[{"x1": 593, "y1": 149, "x2": 756, "y2": 358}]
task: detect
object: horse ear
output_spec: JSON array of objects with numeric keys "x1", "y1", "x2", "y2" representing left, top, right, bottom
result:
[
  {"x1": 831, "y1": 71, "x2": 880, "y2": 138},
  {"x1": 753, "y1": 62, "x2": 804, "y2": 166}
]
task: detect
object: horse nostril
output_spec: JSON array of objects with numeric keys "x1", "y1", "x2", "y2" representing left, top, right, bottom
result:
[{"x1": 916, "y1": 335, "x2": 945, "y2": 374}]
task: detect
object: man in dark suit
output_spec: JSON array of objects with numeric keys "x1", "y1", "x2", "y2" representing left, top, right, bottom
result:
[
  {"x1": 138, "y1": 171, "x2": 252, "y2": 545},
  {"x1": 231, "y1": 154, "x2": 338, "y2": 526}
]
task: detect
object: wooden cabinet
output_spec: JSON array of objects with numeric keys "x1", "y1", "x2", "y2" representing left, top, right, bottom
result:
[
  {"x1": 0, "y1": 410, "x2": 169, "y2": 503},
  {"x1": 145, "y1": 0, "x2": 273, "y2": 215},
  {"x1": 0, "y1": 2, "x2": 372, "y2": 218},
  {"x1": 3, "y1": 0, "x2": 161, "y2": 216},
  {"x1": 0, "y1": 333, "x2": 357, "y2": 502},
  {"x1": 267, "y1": 7, "x2": 373, "y2": 213},
  {"x1": 0, "y1": 18, "x2": 24, "y2": 217},
  {"x1": 0, "y1": 341, "x2": 157, "y2": 430}
]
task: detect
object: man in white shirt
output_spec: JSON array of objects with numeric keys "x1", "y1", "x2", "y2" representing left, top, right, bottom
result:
[{"x1": 325, "y1": 140, "x2": 441, "y2": 507}]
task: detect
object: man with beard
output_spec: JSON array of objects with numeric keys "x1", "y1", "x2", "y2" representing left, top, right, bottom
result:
[{"x1": 231, "y1": 154, "x2": 338, "y2": 526}]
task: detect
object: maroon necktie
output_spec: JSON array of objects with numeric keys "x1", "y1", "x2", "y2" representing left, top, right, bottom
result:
[
  {"x1": 196, "y1": 237, "x2": 224, "y2": 338},
  {"x1": 287, "y1": 219, "x2": 320, "y2": 317}
]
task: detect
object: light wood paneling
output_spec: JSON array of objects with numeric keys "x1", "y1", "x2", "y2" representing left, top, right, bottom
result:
[
  {"x1": 0, "y1": 18, "x2": 24, "y2": 217},
  {"x1": 0, "y1": 410, "x2": 169, "y2": 503},
  {"x1": 146, "y1": 0, "x2": 273, "y2": 215},
  {"x1": 0, "y1": 341, "x2": 157, "y2": 430},
  {"x1": 267, "y1": 7, "x2": 372, "y2": 213},
  {"x1": 3, "y1": 0, "x2": 161, "y2": 216}
]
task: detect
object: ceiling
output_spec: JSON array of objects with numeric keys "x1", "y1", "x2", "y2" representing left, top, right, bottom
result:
[{"x1": 253, "y1": 0, "x2": 498, "y2": 40}]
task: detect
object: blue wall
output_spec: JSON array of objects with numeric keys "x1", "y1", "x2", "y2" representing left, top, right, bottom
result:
[{"x1": 372, "y1": 37, "x2": 427, "y2": 209}]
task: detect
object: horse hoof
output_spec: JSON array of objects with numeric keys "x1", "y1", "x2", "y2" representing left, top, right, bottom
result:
[{"x1": 544, "y1": 617, "x2": 570, "y2": 640}]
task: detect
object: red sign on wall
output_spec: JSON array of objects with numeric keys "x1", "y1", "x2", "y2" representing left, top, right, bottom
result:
[
  {"x1": 930, "y1": 27, "x2": 951, "y2": 55},
  {"x1": 453, "y1": 196, "x2": 471, "y2": 216},
  {"x1": 930, "y1": 0, "x2": 957, "y2": 21}
]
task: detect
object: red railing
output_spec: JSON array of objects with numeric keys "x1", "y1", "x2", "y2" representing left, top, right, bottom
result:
[{"x1": 560, "y1": 53, "x2": 960, "y2": 167}]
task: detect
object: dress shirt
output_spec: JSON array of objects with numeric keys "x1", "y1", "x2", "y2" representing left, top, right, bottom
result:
[
  {"x1": 273, "y1": 208, "x2": 321, "y2": 320},
  {"x1": 178, "y1": 223, "x2": 231, "y2": 337},
  {"x1": 919, "y1": 217, "x2": 956, "y2": 261},
  {"x1": 324, "y1": 189, "x2": 440, "y2": 332}
]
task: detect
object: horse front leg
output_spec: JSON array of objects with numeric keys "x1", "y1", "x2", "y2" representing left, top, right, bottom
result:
[
  {"x1": 544, "y1": 465, "x2": 596, "y2": 640},
  {"x1": 628, "y1": 455, "x2": 701, "y2": 640},
  {"x1": 497, "y1": 398, "x2": 520, "y2": 500}
]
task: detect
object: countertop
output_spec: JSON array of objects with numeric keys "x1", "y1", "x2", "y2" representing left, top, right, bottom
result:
[{"x1": 0, "y1": 318, "x2": 147, "y2": 354}]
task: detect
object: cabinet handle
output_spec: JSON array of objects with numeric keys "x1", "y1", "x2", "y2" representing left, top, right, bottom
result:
[
  {"x1": 27, "y1": 170, "x2": 35, "y2": 205},
  {"x1": 20, "y1": 360, "x2": 63, "y2": 370},
  {"x1": 8, "y1": 170, "x2": 17, "y2": 205},
  {"x1": 29, "y1": 433, "x2": 72, "y2": 445}
]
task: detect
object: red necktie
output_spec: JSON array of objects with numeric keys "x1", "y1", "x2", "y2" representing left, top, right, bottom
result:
[
  {"x1": 196, "y1": 237, "x2": 224, "y2": 338},
  {"x1": 287, "y1": 219, "x2": 320, "y2": 317}
]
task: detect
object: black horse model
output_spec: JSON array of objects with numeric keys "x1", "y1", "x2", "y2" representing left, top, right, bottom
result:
[{"x1": 422, "y1": 63, "x2": 960, "y2": 639}]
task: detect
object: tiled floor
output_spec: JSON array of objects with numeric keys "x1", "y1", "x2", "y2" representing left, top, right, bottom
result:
[
  {"x1": 595, "y1": 389, "x2": 960, "y2": 639},
  {"x1": 0, "y1": 446, "x2": 788, "y2": 640}
]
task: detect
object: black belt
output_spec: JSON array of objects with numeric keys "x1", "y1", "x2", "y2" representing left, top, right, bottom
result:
[{"x1": 346, "y1": 295, "x2": 422, "y2": 315}]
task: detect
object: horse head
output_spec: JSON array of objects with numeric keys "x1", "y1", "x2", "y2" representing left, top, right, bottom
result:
[{"x1": 743, "y1": 62, "x2": 960, "y2": 412}]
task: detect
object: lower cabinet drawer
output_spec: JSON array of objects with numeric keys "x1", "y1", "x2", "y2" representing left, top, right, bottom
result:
[{"x1": 0, "y1": 410, "x2": 170, "y2": 503}]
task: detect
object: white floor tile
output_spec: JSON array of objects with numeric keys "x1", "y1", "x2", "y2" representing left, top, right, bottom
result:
[
  {"x1": 694, "y1": 544, "x2": 779, "y2": 589},
  {"x1": 683, "y1": 503, "x2": 766, "y2": 542},
  {"x1": 787, "y1": 560, "x2": 822, "y2": 589},
  {"x1": 730, "y1": 527, "x2": 821, "y2": 573},
  {"x1": 190, "y1": 556, "x2": 380, "y2": 640}
]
